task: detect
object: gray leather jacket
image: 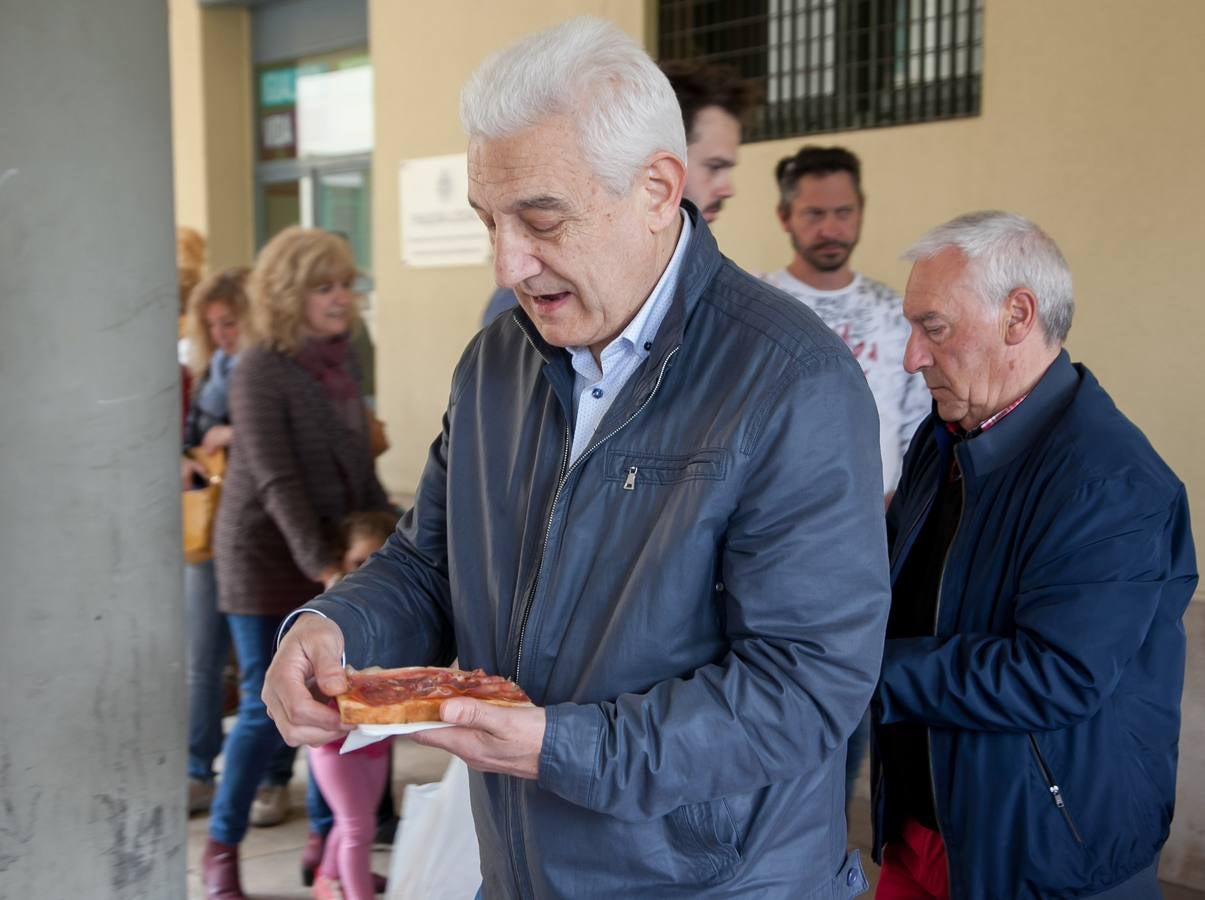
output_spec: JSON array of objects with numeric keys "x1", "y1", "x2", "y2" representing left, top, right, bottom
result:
[{"x1": 311, "y1": 209, "x2": 891, "y2": 898}]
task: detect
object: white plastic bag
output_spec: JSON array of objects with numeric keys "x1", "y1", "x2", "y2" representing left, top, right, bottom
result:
[{"x1": 386, "y1": 757, "x2": 481, "y2": 900}]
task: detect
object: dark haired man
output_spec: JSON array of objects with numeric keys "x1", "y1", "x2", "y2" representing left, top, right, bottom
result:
[
  {"x1": 765, "y1": 145, "x2": 928, "y2": 498},
  {"x1": 661, "y1": 61, "x2": 754, "y2": 224},
  {"x1": 763, "y1": 145, "x2": 929, "y2": 811}
]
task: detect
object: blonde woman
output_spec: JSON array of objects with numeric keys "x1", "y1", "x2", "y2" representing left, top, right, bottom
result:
[
  {"x1": 202, "y1": 228, "x2": 390, "y2": 899},
  {"x1": 177, "y1": 225, "x2": 207, "y2": 347},
  {"x1": 181, "y1": 268, "x2": 250, "y2": 817}
]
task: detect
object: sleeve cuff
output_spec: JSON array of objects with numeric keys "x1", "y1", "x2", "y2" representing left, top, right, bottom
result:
[
  {"x1": 536, "y1": 702, "x2": 605, "y2": 810},
  {"x1": 274, "y1": 608, "x2": 347, "y2": 668}
]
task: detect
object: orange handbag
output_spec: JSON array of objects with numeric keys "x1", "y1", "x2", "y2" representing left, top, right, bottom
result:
[{"x1": 182, "y1": 448, "x2": 225, "y2": 564}]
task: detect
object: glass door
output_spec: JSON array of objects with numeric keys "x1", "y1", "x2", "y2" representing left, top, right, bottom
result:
[{"x1": 316, "y1": 167, "x2": 372, "y2": 275}]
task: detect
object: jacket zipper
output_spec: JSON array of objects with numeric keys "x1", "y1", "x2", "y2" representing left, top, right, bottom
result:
[
  {"x1": 500, "y1": 325, "x2": 568, "y2": 900},
  {"x1": 875, "y1": 456, "x2": 939, "y2": 859},
  {"x1": 511, "y1": 425, "x2": 570, "y2": 684},
  {"x1": 889, "y1": 493, "x2": 934, "y2": 575},
  {"x1": 925, "y1": 463, "x2": 964, "y2": 893},
  {"x1": 888, "y1": 430, "x2": 948, "y2": 575},
  {"x1": 503, "y1": 327, "x2": 678, "y2": 898},
  {"x1": 1028, "y1": 734, "x2": 1085, "y2": 845},
  {"x1": 510, "y1": 344, "x2": 680, "y2": 684}
]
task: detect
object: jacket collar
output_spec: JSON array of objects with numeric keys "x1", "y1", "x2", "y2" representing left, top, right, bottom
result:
[
  {"x1": 949, "y1": 349, "x2": 1080, "y2": 480},
  {"x1": 627, "y1": 200, "x2": 722, "y2": 398}
]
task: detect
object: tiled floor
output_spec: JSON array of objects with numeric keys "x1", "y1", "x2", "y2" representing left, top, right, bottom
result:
[{"x1": 189, "y1": 749, "x2": 1205, "y2": 899}]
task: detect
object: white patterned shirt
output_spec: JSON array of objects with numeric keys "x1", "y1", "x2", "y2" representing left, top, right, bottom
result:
[
  {"x1": 762, "y1": 269, "x2": 931, "y2": 492},
  {"x1": 566, "y1": 212, "x2": 692, "y2": 465}
]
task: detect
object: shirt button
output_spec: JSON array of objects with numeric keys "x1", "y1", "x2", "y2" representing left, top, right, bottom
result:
[
  {"x1": 847, "y1": 868, "x2": 858, "y2": 886},
  {"x1": 591, "y1": 387, "x2": 604, "y2": 399},
  {"x1": 643, "y1": 341, "x2": 653, "y2": 351}
]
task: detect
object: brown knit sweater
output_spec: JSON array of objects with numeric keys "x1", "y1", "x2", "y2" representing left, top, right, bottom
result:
[{"x1": 214, "y1": 345, "x2": 390, "y2": 616}]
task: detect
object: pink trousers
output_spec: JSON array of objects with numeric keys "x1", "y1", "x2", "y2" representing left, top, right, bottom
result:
[{"x1": 308, "y1": 741, "x2": 392, "y2": 900}]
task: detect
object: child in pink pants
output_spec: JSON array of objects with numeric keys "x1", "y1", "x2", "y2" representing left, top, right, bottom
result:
[
  {"x1": 308, "y1": 731, "x2": 393, "y2": 900},
  {"x1": 307, "y1": 511, "x2": 402, "y2": 900}
]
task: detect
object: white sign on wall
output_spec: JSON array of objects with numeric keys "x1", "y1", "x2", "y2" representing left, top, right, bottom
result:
[{"x1": 399, "y1": 153, "x2": 491, "y2": 268}]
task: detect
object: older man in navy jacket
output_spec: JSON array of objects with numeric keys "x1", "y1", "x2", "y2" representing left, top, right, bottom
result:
[{"x1": 873, "y1": 210, "x2": 1197, "y2": 899}]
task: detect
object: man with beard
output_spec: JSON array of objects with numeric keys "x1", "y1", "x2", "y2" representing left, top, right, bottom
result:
[
  {"x1": 763, "y1": 145, "x2": 929, "y2": 813},
  {"x1": 764, "y1": 145, "x2": 928, "y2": 499},
  {"x1": 661, "y1": 61, "x2": 752, "y2": 225}
]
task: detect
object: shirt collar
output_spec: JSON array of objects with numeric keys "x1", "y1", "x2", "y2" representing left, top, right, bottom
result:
[
  {"x1": 971, "y1": 392, "x2": 1029, "y2": 436},
  {"x1": 776, "y1": 269, "x2": 863, "y2": 298},
  {"x1": 568, "y1": 210, "x2": 692, "y2": 376},
  {"x1": 938, "y1": 352, "x2": 1080, "y2": 481},
  {"x1": 945, "y1": 390, "x2": 1031, "y2": 441}
]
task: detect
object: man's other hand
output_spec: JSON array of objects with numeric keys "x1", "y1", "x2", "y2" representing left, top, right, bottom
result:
[
  {"x1": 407, "y1": 699, "x2": 546, "y2": 780},
  {"x1": 262, "y1": 613, "x2": 352, "y2": 747}
]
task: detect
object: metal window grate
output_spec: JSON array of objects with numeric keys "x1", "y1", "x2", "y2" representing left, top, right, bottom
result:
[{"x1": 658, "y1": 0, "x2": 983, "y2": 142}]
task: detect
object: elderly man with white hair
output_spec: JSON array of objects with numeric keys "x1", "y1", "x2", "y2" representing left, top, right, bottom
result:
[
  {"x1": 257, "y1": 18, "x2": 890, "y2": 900},
  {"x1": 871, "y1": 211, "x2": 1197, "y2": 900}
]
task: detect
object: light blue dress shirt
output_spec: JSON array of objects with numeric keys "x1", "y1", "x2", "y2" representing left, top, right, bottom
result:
[{"x1": 566, "y1": 211, "x2": 692, "y2": 464}]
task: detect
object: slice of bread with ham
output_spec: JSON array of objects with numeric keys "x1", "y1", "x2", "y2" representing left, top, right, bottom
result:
[{"x1": 336, "y1": 665, "x2": 533, "y2": 724}]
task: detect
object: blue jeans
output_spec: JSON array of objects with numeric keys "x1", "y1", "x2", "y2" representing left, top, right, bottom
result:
[
  {"x1": 208, "y1": 612, "x2": 288, "y2": 845},
  {"x1": 263, "y1": 741, "x2": 298, "y2": 786},
  {"x1": 307, "y1": 760, "x2": 334, "y2": 835},
  {"x1": 845, "y1": 708, "x2": 871, "y2": 812},
  {"x1": 185, "y1": 560, "x2": 230, "y2": 782}
]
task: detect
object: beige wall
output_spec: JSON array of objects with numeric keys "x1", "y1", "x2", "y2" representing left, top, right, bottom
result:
[
  {"x1": 169, "y1": 0, "x2": 206, "y2": 238},
  {"x1": 168, "y1": 0, "x2": 254, "y2": 272}
]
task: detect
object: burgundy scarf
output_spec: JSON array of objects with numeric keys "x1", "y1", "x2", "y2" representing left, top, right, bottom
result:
[{"x1": 296, "y1": 335, "x2": 363, "y2": 433}]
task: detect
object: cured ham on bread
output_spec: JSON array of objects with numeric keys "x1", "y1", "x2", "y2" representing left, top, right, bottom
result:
[{"x1": 336, "y1": 665, "x2": 533, "y2": 725}]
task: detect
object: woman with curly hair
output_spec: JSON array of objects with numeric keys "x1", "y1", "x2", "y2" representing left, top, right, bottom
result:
[
  {"x1": 201, "y1": 227, "x2": 391, "y2": 899},
  {"x1": 181, "y1": 268, "x2": 250, "y2": 816}
]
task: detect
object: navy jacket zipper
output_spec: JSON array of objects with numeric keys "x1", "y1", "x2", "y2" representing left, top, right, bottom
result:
[
  {"x1": 874, "y1": 442, "x2": 941, "y2": 863},
  {"x1": 1028, "y1": 734, "x2": 1085, "y2": 845},
  {"x1": 925, "y1": 449, "x2": 965, "y2": 893}
]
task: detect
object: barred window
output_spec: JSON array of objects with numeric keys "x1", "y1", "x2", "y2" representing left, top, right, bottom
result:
[{"x1": 657, "y1": 0, "x2": 984, "y2": 142}]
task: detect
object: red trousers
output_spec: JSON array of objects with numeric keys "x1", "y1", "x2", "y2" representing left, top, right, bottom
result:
[{"x1": 877, "y1": 819, "x2": 949, "y2": 900}]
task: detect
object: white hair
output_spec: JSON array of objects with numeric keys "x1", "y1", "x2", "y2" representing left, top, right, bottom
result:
[
  {"x1": 459, "y1": 17, "x2": 687, "y2": 195},
  {"x1": 904, "y1": 210, "x2": 1074, "y2": 344}
]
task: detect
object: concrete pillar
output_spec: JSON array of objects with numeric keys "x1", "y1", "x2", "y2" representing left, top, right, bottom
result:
[{"x1": 0, "y1": 1, "x2": 185, "y2": 897}]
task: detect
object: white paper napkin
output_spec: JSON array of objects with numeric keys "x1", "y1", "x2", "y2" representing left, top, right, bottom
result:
[{"x1": 339, "y1": 721, "x2": 454, "y2": 755}]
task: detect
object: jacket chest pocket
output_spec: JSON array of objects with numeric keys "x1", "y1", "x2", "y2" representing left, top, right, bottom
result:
[{"x1": 603, "y1": 447, "x2": 729, "y2": 488}]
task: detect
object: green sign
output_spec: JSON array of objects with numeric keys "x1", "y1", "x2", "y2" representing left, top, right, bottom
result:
[
  {"x1": 260, "y1": 68, "x2": 295, "y2": 107},
  {"x1": 260, "y1": 63, "x2": 328, "y2": 108}
]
